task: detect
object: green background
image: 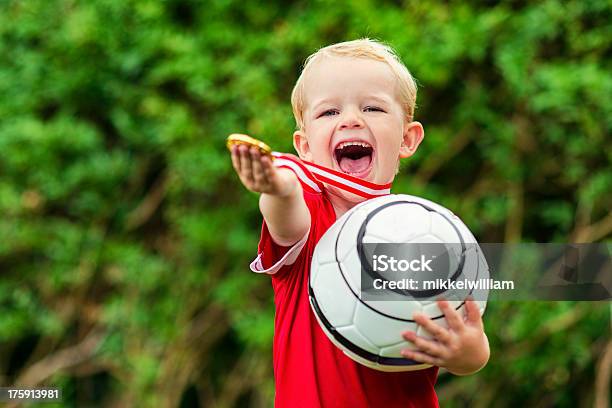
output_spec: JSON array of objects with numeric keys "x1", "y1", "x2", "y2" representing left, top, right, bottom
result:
[{"x1": 0, "y1": 0, "x2": 610, "y2": 406}]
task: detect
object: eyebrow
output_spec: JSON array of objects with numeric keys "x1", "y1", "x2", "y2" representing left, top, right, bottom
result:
[
  {"x1": 366, "y1": 95, "x2": 393, "y2": 105},
  {"x1": 311, "y1": 98, "x2": 337, "y2": 112}
]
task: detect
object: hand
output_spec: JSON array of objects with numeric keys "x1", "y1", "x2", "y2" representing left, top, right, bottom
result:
[
  {"x1": 400, "y1": 299, "x2": 490, "y2": 376},
  {"x1": 230, "y1": 145, "x2": 296, "y2": 197}
]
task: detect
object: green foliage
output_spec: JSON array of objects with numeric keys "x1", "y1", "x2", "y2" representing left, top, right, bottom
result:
[{"x1": 0, "y1": 0, "x2": 610, "y2": 406}]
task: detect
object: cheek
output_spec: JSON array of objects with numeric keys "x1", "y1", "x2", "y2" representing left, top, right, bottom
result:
[
  {"x1": 374, "y1": 142, "x2": 402, "y2": 177},
  {"x1": 377, "y1": 141, "x2": 401, "y2": 161},
  {"x1": 308, "y1": 142, "x2": 329, "y2": 162},
  {"x1": 377, "y1": 125, "x2": 404, "y2": 156},
  {"x1": 309, "y1": 127, "x2": 334, "y2": 154}
]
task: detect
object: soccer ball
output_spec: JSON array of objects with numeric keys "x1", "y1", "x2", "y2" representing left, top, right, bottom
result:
[{"x1": 309, "y1": 194, "x2": 488, "y2": 372}]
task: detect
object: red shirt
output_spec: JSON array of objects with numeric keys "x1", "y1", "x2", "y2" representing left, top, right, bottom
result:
[{"x1": 251, "y1": 190, "x2": 439, "y2": 408}]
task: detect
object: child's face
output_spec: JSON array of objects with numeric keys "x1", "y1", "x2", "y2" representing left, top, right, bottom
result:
[{"x1": 294, "y1": 56, "x2": 423, "y2": 191}]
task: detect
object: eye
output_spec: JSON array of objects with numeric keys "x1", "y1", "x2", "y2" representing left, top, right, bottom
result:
[
  {"x1": 364, "y1": 106, "x2": 385, "y2": 112},
  {"x1": 319, "y1": 109, "x2": 339, "y2": 117}
]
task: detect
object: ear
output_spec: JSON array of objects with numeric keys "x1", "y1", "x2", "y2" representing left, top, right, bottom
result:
[
  {"x1": 399, "y1": 121, "x2": 424, "y2": 158},
  {"x1": 293, "y1": 129, "x2": 313, "y2": 161}
]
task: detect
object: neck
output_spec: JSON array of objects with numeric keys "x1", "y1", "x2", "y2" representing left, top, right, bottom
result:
[{"x1": 326, "y1": 190, "x2": 367, "y2": 219}]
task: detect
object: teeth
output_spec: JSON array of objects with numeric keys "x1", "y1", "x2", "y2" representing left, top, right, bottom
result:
[{"x1": 336, "y1": 141, "x2": 372, "y2": 149}]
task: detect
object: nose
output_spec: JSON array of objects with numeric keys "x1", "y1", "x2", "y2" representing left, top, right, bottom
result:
[{"x1": 338, "y1": 107, "x2": 365, "y2": 130}]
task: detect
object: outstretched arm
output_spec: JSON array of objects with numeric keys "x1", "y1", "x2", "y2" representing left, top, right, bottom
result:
[{"x1": 231, "y1": 145, "x2": 310, "y2": 246}]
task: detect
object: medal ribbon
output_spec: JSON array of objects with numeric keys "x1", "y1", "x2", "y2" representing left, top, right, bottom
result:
[{"x1": 271, "y1": 152, "x2": 392, "y2": 199}]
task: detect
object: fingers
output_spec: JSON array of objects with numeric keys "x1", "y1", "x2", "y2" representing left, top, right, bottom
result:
[
  {"x1": 412, "y1": 313, "x2": 451, "y2": 343},
  {"x1": 231, "y1": 145, "x2": 244, "y2": 173},
  {"x1": 251, "y1": 149, "x2": 265, "y2": 185},
  {"x1": 437, "y1": 299, "x2": 465, "y2": 332},
  {"x1": 260, "y1": 154, "x2": 274, "y2": 178},
  {"x1": 400, "y1": 349, "x2": 442, "y2": 366},
  {"x1": 464, "y1": 298, "x2": 483, "y2": 327},
  {"x1": 239, "y1": 145, "x2": 254, "y2": 183},
  {"x1": 231, "y1": 145, "x2": 274, "y2": 192},
  {"x1": 402, "y1": 331, "x2": 445, "y2": 357}
]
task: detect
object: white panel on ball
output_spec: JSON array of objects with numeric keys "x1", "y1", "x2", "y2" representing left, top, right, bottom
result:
[
  {"x1": 361, "y1": 203, "x2": 431, "y2": 243},
  {"x1": 336, "y1": 213, "x2": 364, "y2": 262},
  {"x1": 421, "y1": 300, "x2": 463, "y2": 318},
  {"x1": 364, "y1": 299, "x2": 424, "y2": 321},
  {"x1": 314, "y1": 226, "x2": 341, "y2": 266},
  {"x1": 313, "y1": 263, "x2": 358, "y2": 327},
  {"x1": 430, "y1": 212, "x2": 461, "y2": 240},
  {"x1": 353, "y1": 302, "x2": 416, "y2": 348},
  {"x1": 338, "y1": 259, "x2": 361, "y2": 294}
]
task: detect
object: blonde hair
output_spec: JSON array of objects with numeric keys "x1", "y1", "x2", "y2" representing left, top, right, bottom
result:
[{"x1": 290, "y1": 38, "x2": 418, "y2": 131}]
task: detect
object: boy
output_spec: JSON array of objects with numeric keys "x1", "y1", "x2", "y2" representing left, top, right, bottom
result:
[{"x1": 230, "y1": 39, "x2": 489, "y2": 407}]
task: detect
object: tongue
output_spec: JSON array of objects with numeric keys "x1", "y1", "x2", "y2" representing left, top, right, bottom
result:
[{"x1": 339, "y1": 156, "x2": 371, "y2": 174}]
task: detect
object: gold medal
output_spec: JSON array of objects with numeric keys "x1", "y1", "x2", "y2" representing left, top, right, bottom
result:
[{"x1": 226, "y1": 134, "x2": 273, "y2": 156}]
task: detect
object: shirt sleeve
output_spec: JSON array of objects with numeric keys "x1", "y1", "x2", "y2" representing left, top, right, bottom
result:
[{"x1": 249, "y1": 221, "x2": 310, "y2": 275}]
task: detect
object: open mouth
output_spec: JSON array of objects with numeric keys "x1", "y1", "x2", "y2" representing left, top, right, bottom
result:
[{"x1": 334, "y1": 141, "x2": 374, "y2": 176}]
